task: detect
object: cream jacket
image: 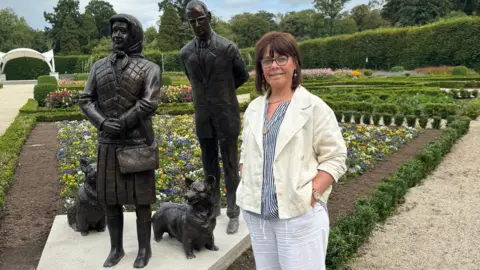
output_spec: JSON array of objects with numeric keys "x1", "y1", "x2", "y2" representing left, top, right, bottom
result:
[{"x1": 236, "y1": 85, "x2": 347, "y2": 219}]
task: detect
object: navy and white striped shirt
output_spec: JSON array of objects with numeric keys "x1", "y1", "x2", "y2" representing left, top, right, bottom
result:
[{"x1": 261, "y1": 100, "x2": 291, "y2": 220}]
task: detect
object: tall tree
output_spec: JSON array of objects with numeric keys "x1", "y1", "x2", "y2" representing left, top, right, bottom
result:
[
  {"x1": 85, "y1": 0, "x2": 116, "y2": 38},
  {"x1": 0, "y1": 8, "x2": 47, "y2": 52},
  {"x1": 44, "y1": 0, "x2": 82, "y2": 53},
  {"x1": 230, "y1": 12, "x2": 273, "y2": 48},
  {"x1": 157, "y1": 2, "x2": 184, "y2": 51},
  {"x1": 211, "y1": 15, "x2": 235, "y2": 41},
  {"x1": 381, "y1": 0, "x2": 452, "y2": 26},
  {"x1": 158, "y1": 0, "x2": 193, "y2": 22},
  {"x1": 280, "y1": 9, "x2": 324, "y2": 40},
  {"x1": 351, "y1": 4, "x2": 389, "y2": 31},
  {"x1": 60, "y1": 15, "x2": 81, "y2": 54},
  {"x1": 80, "y1": 12, "x2": 99, "y2": 53},
  {"x1": 313, "y1": 0, "x2": 351, "y2": 35}
]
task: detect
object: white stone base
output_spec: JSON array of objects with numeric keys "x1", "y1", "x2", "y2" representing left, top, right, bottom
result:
[
  {"x1": 37, "y1": 209, "x2": 250, "y2": 270},
  {"x1": 0, "y1": 74, "x2": 5, "y2": 82},
  {"x1": 49, "y1": 72, "x2": 59, "y2": 80}
]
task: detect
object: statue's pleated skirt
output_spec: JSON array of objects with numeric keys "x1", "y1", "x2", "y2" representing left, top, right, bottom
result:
[{"x1": 96, "y1": 144, "x2": 156, "y2": 206}]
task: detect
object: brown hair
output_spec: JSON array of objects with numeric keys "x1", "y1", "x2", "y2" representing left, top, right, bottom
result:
[{"x1": 255, "y1": 31, "x2": 303, "y2": 95}]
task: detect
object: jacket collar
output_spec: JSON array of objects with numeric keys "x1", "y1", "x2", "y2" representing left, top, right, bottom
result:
[{"x1": 248, "y1": 85, "x2": 312, "y2": 159}]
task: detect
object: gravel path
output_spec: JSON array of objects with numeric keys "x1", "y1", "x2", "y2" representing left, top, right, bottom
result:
[{"x1": 347, "y1": 119, "x2": 480, "y2": 270}]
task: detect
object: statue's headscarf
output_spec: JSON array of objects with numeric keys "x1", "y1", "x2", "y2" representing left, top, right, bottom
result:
[{"x1": 108, "y1": 13, "x2": 145, "y2": 69}]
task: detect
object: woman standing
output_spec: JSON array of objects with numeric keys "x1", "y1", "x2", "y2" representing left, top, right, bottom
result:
[{"x1": 236, "y1": 32, "x2": 347, "y2": 270}]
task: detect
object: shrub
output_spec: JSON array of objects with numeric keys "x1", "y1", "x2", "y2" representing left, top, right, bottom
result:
[
  {"x1": 363, "y1": 113, "x2": 372, "y2": 125},
  {"x1": 446, "y1": 115, "x2": 456, "y2": 127},
  {"x1": 19, "y1": 99, "x2": 39, "y2": 113},
  {"x1": 344, "y1": 111, "x2": 353, "y2": 123},
  {"x1": 382, "y1": 114, "x2": 392, "y2": 125},
  {"x1": 34, "y1": 84, "x2": 58, "y2": 107},
  {"x1": 0, "y1": 83, "x2": 3, "y2": 89},
  {"x1": 432, "y1": 116, "x2": 442, "y2": 129},
  {"x1": 462, "y1": 96, "x2": 480, "y2": 119},
  {"x1": 375, "y1": 104, "x2": 397, "y2": 115},
  {"x1": 394, "y1": 114, "x2": 405, "y2": 127},
  {"x1": 363, "y1": 69, "x2": 373, "y2": 76},
  {"x1": 419, "y1": 115, "x2": 428, "y2": 128},
  {"x1": 391, "y1": 66, "x2": 405, "y2": 72},
  {"x1": 334, "y1": 111, "x2": 343, "y2": 122},
  {"x1": 423, "y1": 103, "x2": 457, "y2": 119},
  {"x1": 451, "y1": 66, "x2": 469, "y2": 76},
  {"x1": 162, "y1": 75, "x2": 172, "y2": 86},
  {"x1": 372, "y1": 114, "x2": 381, "y2": 125},
  {"x1": 38, "y1": 75, "x2": 58, "y2": 85},
  {"x1": 73, "y1": 73, "x2": 89, "y2": 80},
  {"x1": 450, "y1": 89, "x2": 459, "y2": 99},
  {"x1": 460, "y1": 89, "x2": 470, "y2": 98},
  {"x1": 473, "y1": 89, "x2": 479, "y2": 97},
  {"x1": 353, "y1": 112, "x2": 362, "y2": 124},
  {"x1": 406, "y1": 115, "x2": 417, "y2": 127}
]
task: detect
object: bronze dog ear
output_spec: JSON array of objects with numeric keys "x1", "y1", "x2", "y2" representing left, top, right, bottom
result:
[
  {"x1": 205, "y1": 175, "x2": 216, "y2": 188},
  {"x1": 79, "y1": 157, "x2": 88, "y2": 172}
]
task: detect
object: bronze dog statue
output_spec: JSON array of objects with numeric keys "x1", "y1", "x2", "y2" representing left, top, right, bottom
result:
[
  {"x1": 67, "y1": 157, "x2": 106, "y2": 236},
  {"x1": 152, "y1": 175, "x2": 218, "y2": 259}
]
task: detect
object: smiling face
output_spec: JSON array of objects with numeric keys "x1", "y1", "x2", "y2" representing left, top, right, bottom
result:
[
  {"x1": 111, "y1": 21, "x2": 129, "y2": 50},
  {"x1": 186, "y1": 5, "x2": 211, "y2": 39},
  {"x1": 261, "y1": 47, "x2": 297, "y2": 91}
]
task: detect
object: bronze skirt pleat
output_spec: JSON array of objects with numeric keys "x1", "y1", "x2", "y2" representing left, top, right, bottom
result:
[{"x1": 96, "y1": 144, "x2": 156, "y2": 206}]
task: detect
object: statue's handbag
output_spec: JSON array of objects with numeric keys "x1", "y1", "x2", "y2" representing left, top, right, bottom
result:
[{"x1": 116, "y1": 107, "x2": 159, "y2": 174}]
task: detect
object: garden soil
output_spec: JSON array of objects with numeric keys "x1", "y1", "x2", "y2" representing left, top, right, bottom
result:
[
  {"x1": 347, "y1": 119, "x2": 480, "y2": 270},
  {"x1": 228, "y1": 128, "x2": 442, "y2": 270},
  {"x1": 0, "y1": 123, "x2": 63, "y2": 270}
]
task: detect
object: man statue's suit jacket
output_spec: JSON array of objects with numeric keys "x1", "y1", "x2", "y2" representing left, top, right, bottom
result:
[{"x1": 180, "y1": 31, "x2": 249, "y2": 139}]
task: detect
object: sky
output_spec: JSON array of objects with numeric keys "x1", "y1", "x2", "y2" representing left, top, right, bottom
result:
[{"x1": 1, "y1": 0, "x2": 370, "y2": 31}]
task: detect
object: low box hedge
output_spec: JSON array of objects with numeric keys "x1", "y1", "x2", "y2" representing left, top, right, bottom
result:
[
  {"x1": 326, "y1": 116, "x2": 471, "y2": 269},
  {"x1": 19, "y1": 99, "x2": 39, "y2": 113},
  {"x1": 34, "y1": 83, "x2": 58, "y2": 107},
  {"x1": 0, "y1": 114, "x2": 37, "y2": 208}
]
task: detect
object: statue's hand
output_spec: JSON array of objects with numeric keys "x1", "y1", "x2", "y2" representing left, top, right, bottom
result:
[{"x1": 102, "y1": 118, "x2": 122, "y2": 135}]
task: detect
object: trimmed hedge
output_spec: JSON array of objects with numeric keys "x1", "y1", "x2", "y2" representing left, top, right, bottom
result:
[
  {"x1": 0, "y1": 83, "x2": 3, "y2": 89},
  {"x1": 0, "y1": 114, "x2": 37, "y2": 208},
  {"x1": 326, "y1": 116, "x2": 471, "y2": 269},
  {"x1": 38, "y1": 75, "x2": 57, "y2": 85},
  {"x1": 34, "y1": 83, "x2": 58, "y2": 107},
  {"x1": 19, "y1": 99, "x2": 39, "y2": 113},
  {"x1": 8, "y1": 18, "x2": 480, "y2": 76},
  {"x1": 3, "y1": 58, "x2": 51, "y2": 80}
]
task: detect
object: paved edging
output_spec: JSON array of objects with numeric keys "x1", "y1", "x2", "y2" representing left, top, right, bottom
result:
[{"x1": 0, "y1": 84, "x2": 34, "y2": 136}]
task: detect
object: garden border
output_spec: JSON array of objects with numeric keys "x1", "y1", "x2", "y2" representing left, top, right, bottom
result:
[{"x1": 0, "y1": 100, "x2": 473, "y2": 269}]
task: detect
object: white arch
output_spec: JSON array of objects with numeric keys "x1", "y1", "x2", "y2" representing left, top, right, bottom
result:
[{"x1": 0, "y1": 48, "x2": 56, "y2": 74}]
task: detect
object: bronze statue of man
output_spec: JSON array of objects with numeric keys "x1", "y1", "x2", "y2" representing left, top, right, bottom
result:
[
  {"x1": 79, "y1": 13, "x2": 161, "y2": 268},
  {"x1": 180, "y1": 0, "x2": 249, "y2": 234}
]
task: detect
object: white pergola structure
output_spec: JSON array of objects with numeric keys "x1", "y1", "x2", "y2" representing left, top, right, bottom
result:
[{"x1": 0, "y1": 48, "x2": 58, "y2": 81}]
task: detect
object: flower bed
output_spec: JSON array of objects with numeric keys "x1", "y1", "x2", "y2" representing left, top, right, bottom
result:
[
  {"x1": 55, "y1": 115, "x2": 422, "y2": 208},
  {"x1": 160, "y1": 85, "x2": 192, "y2": 103}
]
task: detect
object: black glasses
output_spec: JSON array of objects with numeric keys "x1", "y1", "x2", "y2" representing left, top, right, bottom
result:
[{"x1": 261, "y1": 56, "x2": 288, "y2": 68}]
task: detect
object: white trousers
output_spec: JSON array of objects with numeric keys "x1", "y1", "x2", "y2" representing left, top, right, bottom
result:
[{"x1": 242, "y1": 202, "x2": 330, "y2": 270}]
